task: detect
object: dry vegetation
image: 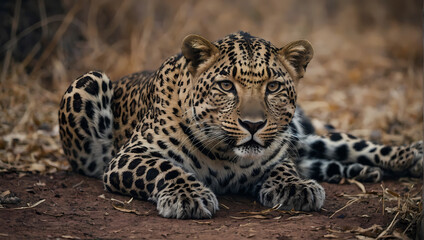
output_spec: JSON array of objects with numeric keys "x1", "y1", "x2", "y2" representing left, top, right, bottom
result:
[{"x1": 0, "y1": 0, "x2": 422, "y2": 238}]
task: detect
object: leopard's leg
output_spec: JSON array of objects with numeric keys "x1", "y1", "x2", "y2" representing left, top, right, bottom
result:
[
  {"x1": 58, "y1": 71, "x2": 114, "y2": 177},
  {"x1": 103, "y1": 132, "x2": 219, "y2": 219},
  {"x1": 298, "y1": 159, "x2": 384, "y2": 183},
  {"x1": 296, "y1": 132, "x2": 423, "y2": 182},
  {"x1": 259, "y1": 159, "x2": 325, "y2": 211}
]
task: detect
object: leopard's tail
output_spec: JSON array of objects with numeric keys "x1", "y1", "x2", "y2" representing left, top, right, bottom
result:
[{"x1": 58, "y1": 71, "x2": 114, "y2": 178}]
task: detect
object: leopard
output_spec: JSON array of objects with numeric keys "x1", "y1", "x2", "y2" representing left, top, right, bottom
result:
[{"x1": 58, "y1": 32, "x2": 423, "y2": 219}]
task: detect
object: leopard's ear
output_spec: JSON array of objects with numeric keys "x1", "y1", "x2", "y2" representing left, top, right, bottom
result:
[
  {"x1": 182, "y1": 34, "x2": 219, "y2": 76},
  {"x1": 278, "y1": 40, "x2": 314, "y2": 80}
]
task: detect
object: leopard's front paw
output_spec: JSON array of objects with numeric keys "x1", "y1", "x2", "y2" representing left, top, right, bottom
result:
[
  {"x1": 259, "y1": 179, "x2": 325, "y2": 211},
  {"x1": 156, "y1": 182, "x2": 218, "y2": 219}
]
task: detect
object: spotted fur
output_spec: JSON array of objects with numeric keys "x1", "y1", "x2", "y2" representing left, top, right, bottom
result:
[{"x1": 58, "y1": 32, "x2": 422, "y2": 219}]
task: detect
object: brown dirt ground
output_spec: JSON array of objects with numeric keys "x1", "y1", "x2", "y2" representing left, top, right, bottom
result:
[{"x1": 0, "y1": 172, "x2": 420, "y2": 240}]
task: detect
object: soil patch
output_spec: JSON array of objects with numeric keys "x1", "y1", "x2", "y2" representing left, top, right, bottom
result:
[{"x1": 0, "y1": 172, "x2": 419, "y2": 239}]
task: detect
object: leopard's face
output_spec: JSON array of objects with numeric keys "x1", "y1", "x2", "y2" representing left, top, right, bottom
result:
[
  {"x1": 183, "y1": 32, "x2": 312, "y2": 160},
  {"x1": 183, "y1": 32, "x2": 313, "y2": 159}
]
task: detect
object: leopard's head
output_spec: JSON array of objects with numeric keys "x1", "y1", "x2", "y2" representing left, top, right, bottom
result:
[{"x1": 182, "y1": 32, "x2": 313, "y2": 159}]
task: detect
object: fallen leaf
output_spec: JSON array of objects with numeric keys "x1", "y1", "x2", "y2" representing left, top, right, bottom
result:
[
  {"x1": 29, "y1": 163, "x2": 46, "y2": 172},
  {"x1": 230, "y1": 215, "x2": 268, "y2": 220},
  {"x1": 193, "y1": 221, "x2": 211, "y2": 225},
  {"x1": 386, "y1": 189, "x2": 400, "y2": 198},
  {"x1": 4, "y1": 199, "x2": 46, "y2": 210},
  {"x1": 287, "y1": 214, "x2": 312, "y2": 220},
  {"x1": 0, "y1": 190, "x2": 11, "y2": 198},
  {"x1": 220, "y1": 203, "x2": 230, "y2": 209},
  {"x1": 355, "y1": 236, "x2": 374, "y2": 240},
  {"x1": 323, "y1": 234, "x2": 338, "y2": 238},
  {"x1": 347, "y1": 179, "x2": 366, "y2": 193},
  {"x1": 34, "y1": 181, "x2": 46, "y2": 186},
  {"x1": 61, "y1": 235, "x2": 80, "y2": 239},
  {"x1": 112, "y1": 202, "x2": 145, "y2": 215}
]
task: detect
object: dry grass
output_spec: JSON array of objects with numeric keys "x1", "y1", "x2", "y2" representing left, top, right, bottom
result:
[
  {"x1": 334, "y1": 179, "x2": 422, "y2": 238},
  {"x1": 0, "y1": 0, "x2": 422, "y2": 238},
  {"x1": 1, "y1": 0, "x2": 421, "y2": 175}
]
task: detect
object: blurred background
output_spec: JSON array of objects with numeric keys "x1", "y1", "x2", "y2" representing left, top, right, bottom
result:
[{"x1": 0, "y1": 0, "x2": 422, "y2": 173}]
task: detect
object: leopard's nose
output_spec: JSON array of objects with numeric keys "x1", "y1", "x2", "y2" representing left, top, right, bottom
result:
[{"x1": 238, "y1": 119, "x2": 267, "y2": 135}]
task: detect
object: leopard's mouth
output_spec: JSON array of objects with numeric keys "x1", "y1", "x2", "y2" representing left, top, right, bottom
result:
[
  {"x1": 234, "y1": 139, "x2": 265, "y2": 157},
  {"x1": 237, "y1": 139, "x2": 264, "y2": 148}
]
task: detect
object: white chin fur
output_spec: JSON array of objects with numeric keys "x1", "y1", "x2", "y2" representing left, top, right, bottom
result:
[{"x1": 234, "y1": 146, "x2": 264, "y2": 159}]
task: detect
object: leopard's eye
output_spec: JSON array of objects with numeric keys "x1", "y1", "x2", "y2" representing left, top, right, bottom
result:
[
  {"x1": 266, "y1": 81, "x2": 282, "y2": 94},
  {"x1": 218, "y1": 80, "x2": 235, "y2": 92}
]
